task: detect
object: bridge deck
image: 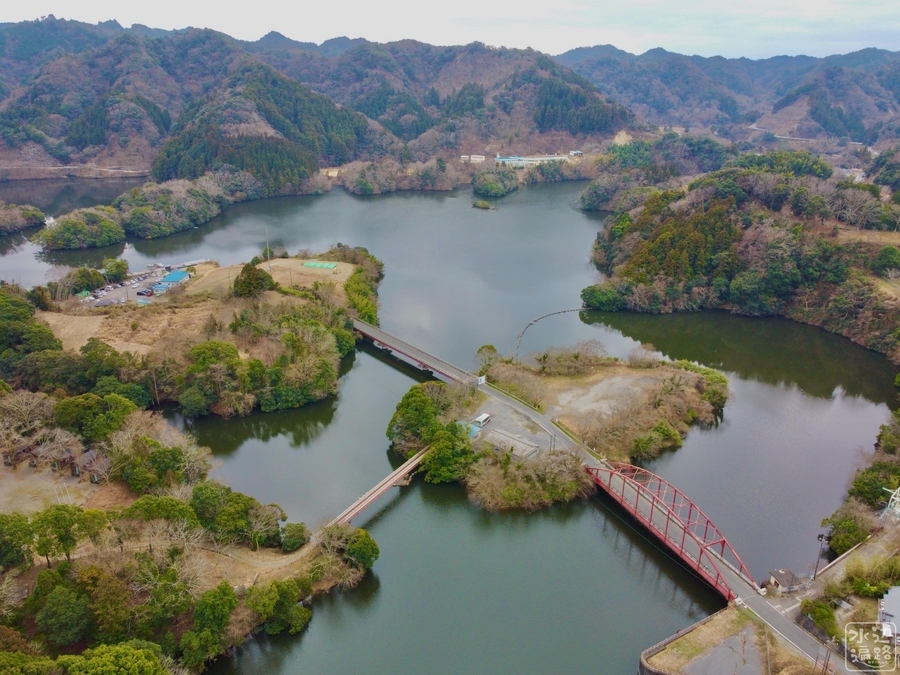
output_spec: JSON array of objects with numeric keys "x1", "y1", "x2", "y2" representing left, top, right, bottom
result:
[
  {"x1": 325, "y1": 448, "x2": 428, "y2": 529},
  {"x1": 353, "y1": 319, "x2": 475, "y2": 384}
]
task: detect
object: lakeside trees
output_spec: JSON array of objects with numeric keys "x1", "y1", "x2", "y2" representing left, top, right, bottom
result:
[
  {"x1": 0, "y1": 245, "x2": 383, "y2": 420},
  {"x1": 579, "y1": 153, "x2": 900, "y2": 360},
  {"x1": 472, "y1": 168, "x2": 518, "y2": 198}
]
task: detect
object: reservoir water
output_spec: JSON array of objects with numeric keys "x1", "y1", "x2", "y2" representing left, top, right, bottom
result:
[{"x1": 2, "y1": 181, "x2": 897, "y2": 674}]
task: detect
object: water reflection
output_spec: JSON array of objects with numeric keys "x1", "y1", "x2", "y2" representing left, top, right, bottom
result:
[
  {"x1": 584, "y1": 310, "x2": 899, "y2": 405},
  {"x1": 183, "y1": 396, "x2": 339, "y2": 456},
  {"x1": 0, "y1": 231, "x2": 31, "y2": 258},
  {"x1": 36, "y1": 242, "x2": 127, "y2": 270},
  {"x1": 0, "y1": 177, "x2": 145, "y2": 216}
]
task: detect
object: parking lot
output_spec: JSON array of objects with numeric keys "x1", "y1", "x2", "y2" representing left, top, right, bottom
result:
[
  {"x1": 469, "y1": 397, "x2": 553, "y2": 457},
  {"x1": 83, "y1": 269, "x2": 166, "y2": 307}
]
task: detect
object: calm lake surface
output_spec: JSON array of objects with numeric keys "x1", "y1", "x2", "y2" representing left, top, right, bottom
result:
[{"x1": 3, "y1": 181, "x2": 898, "y2": 674}]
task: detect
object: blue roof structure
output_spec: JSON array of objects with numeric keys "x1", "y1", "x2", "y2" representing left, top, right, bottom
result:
[{"x1": 161, "y1": 270, "x2": 189, "y2": 284}]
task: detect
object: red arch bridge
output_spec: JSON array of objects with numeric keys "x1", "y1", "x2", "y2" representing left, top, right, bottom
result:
[{"x1": 586, "y1": 462, "x2": 756, "y2": 601}]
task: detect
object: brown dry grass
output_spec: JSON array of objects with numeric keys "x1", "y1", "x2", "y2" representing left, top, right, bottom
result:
[
  {"x1": 648, "y1": 606, "x2": 815, "y2": 675},
  {"x1": 835, "y1": 226, "x2": 900, "y2": 246},
  {"x1": 873, "y1": 276, "x2": 900, "y2": 301},
  {"x1": 647, "y1": 606, "x2": 750, "y2": 672},
  {"x1": 188, "y1": 259, "x2": 354, "y2": 305},
  {"x1": 92, "y1": 297, "x2": 230, "y2": 356},
  {"x1": 81, "y1": 480, "x2": 138, "y2": 512},
  {"x1": 36, "y1": 311, "x2": 105, "y2": 351},
  {"x1": 538, "y1": 362, "x2": 717, "y2": 461}
]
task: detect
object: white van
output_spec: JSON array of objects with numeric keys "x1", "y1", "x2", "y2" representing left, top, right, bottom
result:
[{"x1": 472, "y1": 413, "x2": 492, "y2": 428}]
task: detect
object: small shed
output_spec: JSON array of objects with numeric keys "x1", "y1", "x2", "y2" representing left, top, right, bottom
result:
[
  {"x1": 483, "y1": 429, "x2": 539, "y2": 460},
  {"x1": 28, "y1": 444, "x2": 52, "y2": 467},
  {"x1": 769, "y1": 568, "x2": 805, "y2": 595},
  {"x1": 52, "y1": 450, "x2": 75, "y2": 471},
  {"x1": 2, "y1": 442, "x2": 32, "y2": 466}
]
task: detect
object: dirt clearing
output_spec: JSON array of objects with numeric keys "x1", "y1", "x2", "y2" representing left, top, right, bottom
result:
[
  {"x1": 37, "y1": 312, "x2": 105, "y2": 351},
  {"x1": 189, "y1": 259, "x2": 354, "y2": 303},
  {"x1": 489, "y1": 358, "x2": 723, "y2": 461},
  {"x1": 0, "y1": 464, "x2": 100, "y2": 515}
]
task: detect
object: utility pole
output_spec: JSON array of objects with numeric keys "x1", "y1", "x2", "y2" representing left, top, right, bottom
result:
[{"x1": 812, "y1": 533, "x2": 827, "y2": 581}]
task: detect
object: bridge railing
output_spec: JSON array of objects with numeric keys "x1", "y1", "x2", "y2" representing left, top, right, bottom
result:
[{"x1": 587, "y1": 464, "x2": 755, "y2": 600}]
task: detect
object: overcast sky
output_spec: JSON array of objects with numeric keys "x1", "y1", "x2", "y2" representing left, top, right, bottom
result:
[{"x1": 5, "y1": 1, "x2": 900, "y2": 59}]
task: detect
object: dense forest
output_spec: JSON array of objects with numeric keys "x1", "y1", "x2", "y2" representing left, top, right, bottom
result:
[{"x1": 151, "y1": 65, "x2": 373, "y2": 193}]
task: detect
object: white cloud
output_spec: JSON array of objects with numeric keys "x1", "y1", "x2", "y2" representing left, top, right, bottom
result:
[{"x1": 4, "y1": 0, "x2": 899, "y2": 57}]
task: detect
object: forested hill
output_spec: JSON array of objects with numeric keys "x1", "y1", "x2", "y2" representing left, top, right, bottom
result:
[
  {"x1": 150, "y1": 63, "x2": 375, "y2": 194},
  {"x1": 555, "y1": 45, "x2": 900, "y2": 149},
  {"x1": 0, "y1": 18, "x2": 632, "y2": 185},
  {"x1": 249, "y1": 40, "x2": 633, "y2": 156},
  {"x1": 0, "y1": 24, "x2": 390, "y2": 188}
]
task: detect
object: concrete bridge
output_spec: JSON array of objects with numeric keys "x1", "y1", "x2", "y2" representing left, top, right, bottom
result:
[
  {"x1": 352, "y1": 320, "x2": 756, "y2": 599},
  {"x1": 324, "y1": 448, "x2": 428, "y2": 529}
]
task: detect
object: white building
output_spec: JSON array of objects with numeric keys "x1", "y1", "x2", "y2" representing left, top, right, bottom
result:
[{"x1": 494, "y1": 154, "x2": 570, "y2": 169}]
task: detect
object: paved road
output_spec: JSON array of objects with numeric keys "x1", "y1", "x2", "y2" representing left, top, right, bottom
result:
[
  {"x1": 354, "y1": 323, "x2": 847, "y2": 668},
  {"x1": 481, "y1": 384, "x2": 605, "y2": 468},
  {"x1": 716, "y1": 563, "x2": 846, "y2": 672}
]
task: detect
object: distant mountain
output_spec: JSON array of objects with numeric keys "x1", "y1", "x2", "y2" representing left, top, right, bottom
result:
[
  {"x1": 0, "y1": 26, "x2": 390, "y2": 188},
  {"x1": 4, "y1": 16, "x2": 900, "y2": 188},
  {"x1": 242, "y1": 32, "x2": 366, "y2": 57},
  {"x1": 555, "y1": 45, "x2": 900, "y2": 148},
  {"x1": 251, "y1": 40, "x2": 632, "y2": 156},
  {"x1": 0, "y1": 20, "x2": 633, "y2": 182}
]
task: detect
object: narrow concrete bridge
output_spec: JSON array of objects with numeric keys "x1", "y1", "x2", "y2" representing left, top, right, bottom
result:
[{"x1": 324, "y1": 448, "x2": 428, "y2": 529}]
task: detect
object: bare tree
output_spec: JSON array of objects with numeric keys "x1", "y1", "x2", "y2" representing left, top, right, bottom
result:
[
  {"x1": 246, "y1": 503, "x2": 285, "y2": 550},
  {"x1": 831, "y1": 189, "x2": 881, "y2": 229},
  {"x1": 0, "y1": 391, "x2": 54, "y2": 438},
  {"x1": 0, "y1": 574, "x2": 17, "y2": 621},
  {"x1": 319, "y1": 523, "x2": 354, "y2": 556},
  {"x1": 627, "y1": 343, "x2": 660, "y2": 368}
]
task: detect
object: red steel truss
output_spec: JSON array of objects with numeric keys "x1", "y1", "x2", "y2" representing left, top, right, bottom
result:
[{"x1": 586, "y1": 462, "x2": 756, "y2": 600}]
